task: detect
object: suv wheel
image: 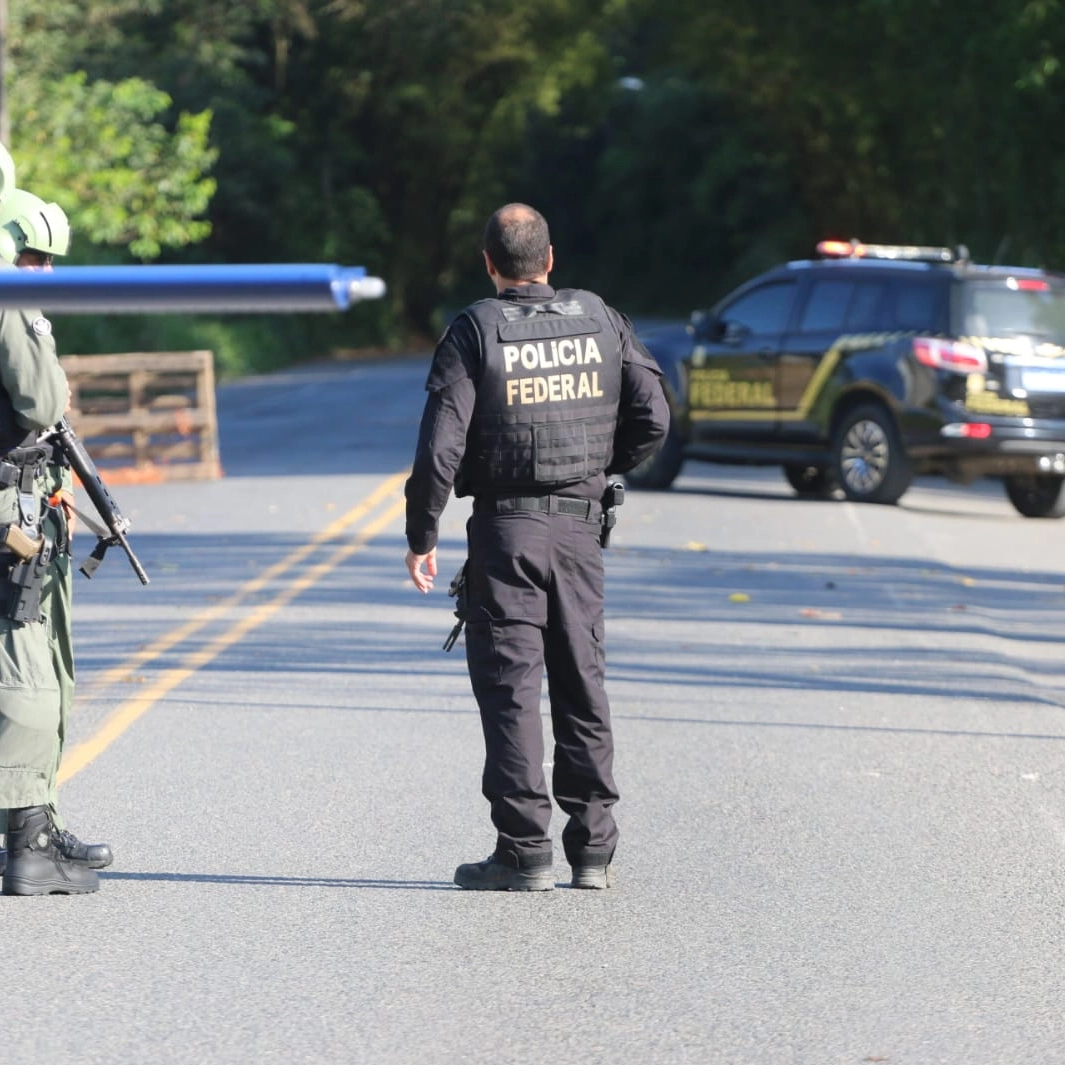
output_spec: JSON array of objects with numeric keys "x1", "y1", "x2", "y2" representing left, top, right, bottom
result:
[
  {"x1": 783, "y1": 463, "x2": 838, "y2": 499},
  {"x1": 832, "y1": 403, "x2": 913, "y2": 505},
  {"x1": 1003, "y1": 473, "x2": 1065, "y2": 518},
  {"x1": 624, "y1": 421, "x2": 684, "y2": 491}
]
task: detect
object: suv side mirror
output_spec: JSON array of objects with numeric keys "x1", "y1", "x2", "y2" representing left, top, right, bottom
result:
[
  {"x1": 722, "y1": 320, "x2": 749, "y2": 344},
  {"x1": 688, "y1": 310, "x2": 726, "y2": 342}
]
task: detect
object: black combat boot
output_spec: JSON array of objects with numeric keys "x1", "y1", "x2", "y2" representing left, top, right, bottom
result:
[
  {"x1": 570, "y1": 860, "x2": 616, "y2": 889},
  {"x1": 52, "y1": 827, "x2": 113, "y2": 869},
  {"x1": 569, "y1": 848, "x2": 616, "y2": 889},
  {"x1": 2, "y1": 806, "x2": 99, "y2": 896},
  {"x1": 454, "y1": 850, "x2": 554, "y2": 891}
]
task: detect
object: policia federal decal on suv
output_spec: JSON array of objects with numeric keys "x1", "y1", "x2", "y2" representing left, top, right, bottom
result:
[
  {"x1": 687, "y1": 332, "x2": 908, "y2": 422},
  {"x1": 687, "y1": 366, "x2": 775, "y2": 412},
  {"x1": 629, "y1": 240, "x2": 1065, "y2": 518}
]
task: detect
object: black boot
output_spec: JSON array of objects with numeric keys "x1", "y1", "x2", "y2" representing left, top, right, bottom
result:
[
  {"x1": 52, "y1": 827, "x2": 113, "y2": 869},
  {"x1": 454, "y1": 850, "x2": 554, "y2": 891},
  {"x1": 2, "y1": 807, "x2": 99, "y2": 896},
  {"x1": 568, "y1": 847, "x2": 616, "y2": 890}
]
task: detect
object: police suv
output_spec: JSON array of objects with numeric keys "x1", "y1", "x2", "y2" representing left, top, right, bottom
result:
[{"x1": 630, "y1": 240, "x2": 1065, "y2": 517}]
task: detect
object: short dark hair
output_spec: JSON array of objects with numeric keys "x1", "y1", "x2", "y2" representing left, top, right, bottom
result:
[{"x1": 483, "y1": 203, "x2": 550, "y2": 281}]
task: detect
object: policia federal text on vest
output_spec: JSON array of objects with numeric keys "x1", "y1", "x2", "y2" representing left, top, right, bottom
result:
[{"x1": 454, "y1": 290, "x2": 623, "y2": 498}]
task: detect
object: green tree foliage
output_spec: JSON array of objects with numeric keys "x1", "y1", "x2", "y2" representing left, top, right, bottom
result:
[
  {"x1": 12, "y1": 74, "x2": 216, "y2": 260},
  {"x1": 7, "y1": 7, "x2": 217, "y2": 261},
  {"x1": 522, "y1": 75, "x2": 804, "y2": 314},
  {"x1": 8, "y1": 0, "x2": 1065, "y2": 369},
  {"x1": 640, "y1": 0, "x2": 1065, "y2": 268},
  {"x1": 274, "y1": 0, "x2": 625, "y2": 332},
  {"x1": 49, "y1": 0, "x2": 307, "y2": 265}
]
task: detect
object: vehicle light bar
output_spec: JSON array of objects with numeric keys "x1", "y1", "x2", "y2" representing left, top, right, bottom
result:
[
  {"x1": 940, "y1": 423, "x2": 993, "y2": 439},
  {"x1": 912, "y1": 336, "x2": 987, "y2": 373},
  {"x1": 0, "y1": 263, "x2": 387, "y2": 314},
  {"x1": 816, "y1": 239, "x2": 959, "y2": 263}
]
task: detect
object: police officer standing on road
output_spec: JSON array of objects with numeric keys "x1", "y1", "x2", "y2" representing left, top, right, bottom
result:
[
  {"x1": 0, "y1": 166, "x2": 111, "y2": 895},
  {"x1": 405, "y1": 203, "x2": 669, "y2": 891}
]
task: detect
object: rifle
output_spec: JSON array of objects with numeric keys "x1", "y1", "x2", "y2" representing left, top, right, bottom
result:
[{"x1": 44, "y1": 416, "x2": 150, "y2": 585}]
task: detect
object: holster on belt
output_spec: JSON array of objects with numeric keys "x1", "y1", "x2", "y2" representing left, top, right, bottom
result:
[
  {"x1": 1, "y1": 522, "x2": 43, "y2": 561},
  {"x1": 443, "y1": 561, "x2": 469, "y2": 652},
  {"x1": 0, "y1": 445, "x2": 53, "y2": 622},
  {"x1": 5, "y1": 534, "x2": 54, "y2": 623},
  {"x1": 600, "y1": 481, "x2": 625, "y2": 548}
]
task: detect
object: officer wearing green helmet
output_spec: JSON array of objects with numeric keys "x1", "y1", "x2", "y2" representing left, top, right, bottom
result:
[
  {"x1": 0, "y1": 151, "x2": 111, "y2": 895},
  {"x1": 0, "y1": 188, "x2": 71, "y2": 267}
]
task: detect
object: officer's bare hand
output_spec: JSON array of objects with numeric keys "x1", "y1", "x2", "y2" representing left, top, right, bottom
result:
[
  {"x1": 52, "y1": 488, "x2": 77, "y2": 539},
  {"x1": 406, "y1": 547, "x2": 437, "y2": 593}
]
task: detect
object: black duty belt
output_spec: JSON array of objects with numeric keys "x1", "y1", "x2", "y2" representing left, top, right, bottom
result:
[
  {"x1": 0, "y1": 447, "x2": 51, "y2": 488},
  {"x1": 474, "y1": 495, "x2": 600, "y2": 519}
]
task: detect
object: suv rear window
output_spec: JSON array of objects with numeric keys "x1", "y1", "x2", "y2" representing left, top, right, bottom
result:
[
  {"x1": 798, "y1": 280, "x2": 886, "y2": 332},
  {"x1": 723, "y1": 280, "x2": 796, "y2": 334},
  {"x1": 962, "y1": 280, "x2": 1065, "y2": 343},
  {"x1": 888, "y1": 282, "x2": 944, "y2": 331}
]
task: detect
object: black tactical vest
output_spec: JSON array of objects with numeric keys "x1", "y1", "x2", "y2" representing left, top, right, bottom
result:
[{"x1": 458, "y1": 288, "x2": 623, "y2": 496}]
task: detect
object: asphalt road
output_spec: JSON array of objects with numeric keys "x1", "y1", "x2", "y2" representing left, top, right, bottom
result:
[{"x1": 8, "y1": 353, "x2": 1065, "y2": 1064}]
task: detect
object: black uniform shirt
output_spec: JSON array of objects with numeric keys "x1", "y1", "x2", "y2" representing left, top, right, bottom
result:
[{"x1": 405, "y1": 284, "x2": 669, "y2": 556}]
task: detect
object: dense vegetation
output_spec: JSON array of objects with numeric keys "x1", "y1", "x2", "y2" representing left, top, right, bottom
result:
[{"x1": 6, "y1": 1, "x2": 1065, "y2": 375}]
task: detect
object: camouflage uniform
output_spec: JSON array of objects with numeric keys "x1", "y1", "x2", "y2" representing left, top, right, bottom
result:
[
  {"x1": 0, "y1": 304, "x2": 69, "y2": 832},
  {"x1": 41, "y1": 462, "x2": 75, "y2": 828}
]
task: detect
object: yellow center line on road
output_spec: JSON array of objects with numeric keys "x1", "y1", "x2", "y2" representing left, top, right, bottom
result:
[
  {"x1": 85, "y1": 471, "x2": 410, "y2": 691},
  {"x1": 59, "y1": 472, "x2": 410, "y2": 783}
]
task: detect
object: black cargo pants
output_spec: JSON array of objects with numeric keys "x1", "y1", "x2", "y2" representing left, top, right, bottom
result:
[{"x1": 464, "y1": 496, "x2": 620, "y2": 867}]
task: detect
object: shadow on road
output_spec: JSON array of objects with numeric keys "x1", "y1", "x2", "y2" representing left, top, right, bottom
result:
[
  {"x1": 653, "y1": 473, "x2": 1018, "y2": 520},
  {"x1": 611, "y1": 712, "x2": 1065, "y2": 742},
  {"x1": 70, "y1": 530, "x2": 1065, "y2": 711},
  {"x1": 101, "y1": 871, "x2": 455, "y2": 890}
]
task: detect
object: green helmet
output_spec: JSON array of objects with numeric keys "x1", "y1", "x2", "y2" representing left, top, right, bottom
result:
[
  {"x1": 0, "y1": 144, "x2": 15, "y2": 206},
  {"x1": 0, "y1": 188, "x2": 70, "y2": 262},
  {"x1": 0, "y1": 145, "x2": 17, "y2": 264}
]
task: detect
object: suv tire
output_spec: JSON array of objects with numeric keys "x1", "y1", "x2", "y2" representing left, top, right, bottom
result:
[
  {"x1": 624, "y1": 420, "x2": 684, "y2": 491},
  {"x1": 832, "y1": 402, "x2": 913, "y2": 505},
  {"x1": 1003, "y1": 473, "x2": 1065, "y2": 518},
  {"x1": 783, "y1": 463, "x2": 838, "y2": 499}
]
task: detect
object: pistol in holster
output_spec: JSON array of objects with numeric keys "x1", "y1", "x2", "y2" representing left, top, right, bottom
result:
[
  {"x1": 6, "y1": 533, "x2": 54, "y2": 623},
  {"x1": 442, "y1": 561, "x2": 469, "y2": 652},
  {"x1": 600, "y1": 481, "x2": 625, "y2": 548},
  {"x1": 2, "y1": 522, "x2": 43, "y2": 562}
]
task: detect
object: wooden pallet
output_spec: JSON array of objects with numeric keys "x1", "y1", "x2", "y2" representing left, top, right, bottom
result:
[{"x1": 59, "y1": 350, "x2": 222, "y2": 483}]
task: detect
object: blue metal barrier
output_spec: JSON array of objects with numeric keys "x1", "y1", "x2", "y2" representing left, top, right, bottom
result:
[{"x1": 0, "y1": 263, "x2": 386, "y2": 313}]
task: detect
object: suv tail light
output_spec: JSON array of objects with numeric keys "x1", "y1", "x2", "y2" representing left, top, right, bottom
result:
[
  {"x1": 941, "y1": 422, "x2": 993, "y2": 439},
  {"x1": 912, "y1": 337, "x2": 987, "y2": 374}
]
